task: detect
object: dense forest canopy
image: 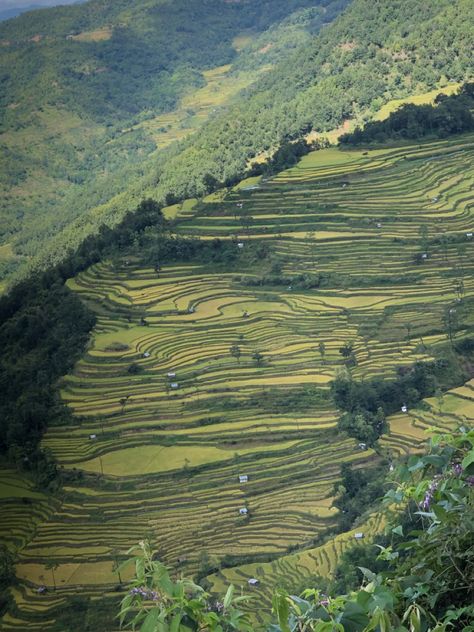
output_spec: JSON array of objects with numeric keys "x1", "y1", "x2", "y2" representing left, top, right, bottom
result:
[
  {"x1": 150, "y1": 0, "x2": 474, "y2": 199},
  {"x1": 340, "y1": 83, "x2": 474, "y2": 145},
  {"x1": 0, "y1": 0, "x2": 321, "y2": 125}
]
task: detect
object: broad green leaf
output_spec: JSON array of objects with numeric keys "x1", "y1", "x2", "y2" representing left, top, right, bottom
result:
[
  {"x1": 119, "y1": 593, "x2": 134, "y2": 625},
  {"x1": 356, "y1": 590, "x2": 372, "y2": 611},
  {"x1": 169, "y1": 613, "x2": 182, "y2": 632},
  {"x1": 358, "y1": 567, "x2": 376, "y2": 582},
  {"x1": 431, "y1": 504, "x2": 448, "y2": 522},
  {"x1": 140, "y1": 608, "x2": 162, "y2": 632},
  {"x1": 423, "y1": 455, "x2": 446, "y2": 468},
  {"x1": 409, "y1": 608, "x2": 421, "y2": 632},
  {"x1": 461, "y1": 448, "x2": 474, "y2": 473},
  {"x1": 339, "y1": 601, "x2": 370, "y2": 632},
  {"x1": 371, "y1": 586, "x2": 395, "y2": 611},
  {"x1": 272, "y1": 592, "x2": 290, "y2": 632},
  {"x1": 223, "y1": 584, "x2": 234, "y2": 610},
  {"x1": 135, "y1": 557, "x2": 145, "y2": 583}
]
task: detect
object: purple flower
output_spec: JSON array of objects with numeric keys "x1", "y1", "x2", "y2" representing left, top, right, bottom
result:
[
  {"x1": 467, "y1": 476, "x2": 474, "y2": 487},
  {"x1": 421, "y1": 476, "x2": 441, "y2": 510},
  {"x1": 129, "y1": 586, "x2": 159, "y2": 601},
  {"x1": 452, "y1": 463, "x2": 463, "y2": 476}
]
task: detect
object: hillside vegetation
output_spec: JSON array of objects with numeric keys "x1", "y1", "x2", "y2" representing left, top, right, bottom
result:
[
  {"x1": 0, "y1": 2, "x2": 473, "y2": 629},
  {"x1": 1, "y1": 0, "x2": 473, "y2": 286},
  {"x1": 1, "y1": 126, "x2": 473, "y2": 629},
  {"x1": 0, "y1": 0, "x2": 344, "y2": 285}
]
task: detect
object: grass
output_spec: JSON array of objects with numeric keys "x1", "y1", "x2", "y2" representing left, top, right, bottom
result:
[{"x1": 69, "y1": 28, "x2": 113, "y2": 42}]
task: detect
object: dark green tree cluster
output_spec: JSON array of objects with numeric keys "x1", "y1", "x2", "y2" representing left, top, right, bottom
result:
[
  {"x1": 0, "y1": 199, "x2": 166, "y2": 478},
  {"x1": 0, "y1": 547, "x2": 15, "y2": 617},
  {"x1": 340, "y1": 82, "x2": 474, "y2": 145},
  {"x1": 332, "y1": 462, "x2": 387, "y2": 532},
  {"x1": 248, "y1": 139, "x2": 314, "y2": 176},
  {"x1": 0, "y1": 277, "x2": 95, "y2": 477},
  {"x1": 331, "y1": 355, "x2": 470, "y2": 444}
]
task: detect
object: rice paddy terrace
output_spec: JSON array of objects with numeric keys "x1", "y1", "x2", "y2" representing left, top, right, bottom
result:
[{"x1": 1, "y1": 134, "x2": 474, "y2": 630}]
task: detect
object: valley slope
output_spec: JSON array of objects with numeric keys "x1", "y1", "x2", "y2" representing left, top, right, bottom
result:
[
  {"x1": 1, "y1": 133, "x2": 473, "y2": 630},
  {"x1": 1, "y1": 0, "x2": 473, "y2": 287},
  {"x1": 0, "y1": 0, "x2": 345, "y2": 286}
]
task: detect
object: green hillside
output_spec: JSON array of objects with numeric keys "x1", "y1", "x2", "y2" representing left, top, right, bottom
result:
[
  {"x1": 1, "y1": 0, "x2": 473, "y2": 288},
  {"x1": 0, "y1": 0, "x2": 345, "y2": 285},
  {"x1": 1, "y1": 130, "x2": 472, "y2": 630},
  {"x1": 0, "y1": 2, "x2": 473, "y2": 629}
]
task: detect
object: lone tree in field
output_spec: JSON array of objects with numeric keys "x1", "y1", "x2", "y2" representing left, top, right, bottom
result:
[
  {"x1": 318, "y1": 341, "x2": 326, "y2": 359},
  {"x1": 444, "y1": 306, "x2": 459, "y2": 345},
  {"x1": 45, "y1": 561, "x2": 59, "y2": 591},
  {"x1": 455, "y1": 278, "x2": 465, "y2": 300},
  {"x1": 111, "y1": 549, "x2": 123, "y2": 584},
  {"x1": 119, "y1": 396, "x2": 129, "y2": 413},
  {"x1": 419, "y1": 224, "x2": 429, "y2": 252},
  {"x1": 230, "y1": 344, "x2": 241, "y2": 364},
  {"x1": 252, "y1": 351, "x2": 264, "y2": 367},
  {"x1": 339, "y1": 341, "x2": 356, "y2": 366}
]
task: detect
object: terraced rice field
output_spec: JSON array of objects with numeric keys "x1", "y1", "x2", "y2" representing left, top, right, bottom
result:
[
  {"x1": 1, "y1": 134, "x2": 473, "y2": 630},
  {"x1": 208, "y1": 380, "x2": 474, "y2": 625},
  {"x1": 209, "y1": 511, "x2": 387, "y2": 626}
]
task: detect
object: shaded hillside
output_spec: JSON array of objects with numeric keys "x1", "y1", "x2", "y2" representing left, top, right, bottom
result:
[
  {"x1": 0, "y1": 0, "x2": 323, "y2": 124},
  {"x1": 154, "y1": 0, "x2": 474, "y2": 198},
  {"x1": 9, "y1": 0, "x2": 473, "y2": 284},
  {"x1": 0, "y1": 0, "x2": 345, "y2": 285}
]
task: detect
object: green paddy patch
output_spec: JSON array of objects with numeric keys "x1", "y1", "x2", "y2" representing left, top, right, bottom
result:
[{"x1": 78, "y1": 440, "x2": 298, "y2": 476}]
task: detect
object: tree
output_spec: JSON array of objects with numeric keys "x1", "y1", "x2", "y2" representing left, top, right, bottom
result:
[
  {"x1": 318, "y1": 341, "x2": 326, "y2": 359},
  {"x1": 419, "y1": 224, "x2": 429, "y2": 252},
  {"x1": 339, "y1": 342, "x2": 354, "y2": 358},
  {"x1": 45, "y1": 560, "x2": 59, "y2": 591},
  {"x1": 229, "y1": 344, "x2": 241, "y2": 364},
  {"x1": 443, "y1": 306, "x2": 459, "y2": 345},
  {"x1": 0, "y1": 546, "x2": 14, "y2": 615},
  {"x1": 111, "y1": 549, "x2": 123, "y2": 584},
  {"x1": 339, "y1": 341, "x2": 357, "y2": 367},
  {"x1": 252, "y1": 351, "x2": 264, "y2": 367}
]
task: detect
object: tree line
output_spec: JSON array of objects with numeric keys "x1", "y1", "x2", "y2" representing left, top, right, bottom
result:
[
  {"x1": 340, "y1": 82, "x2": 474, "y2": 145},
  {"x1": 0, "y1": 200, "x2": 166, "y2": 481}
]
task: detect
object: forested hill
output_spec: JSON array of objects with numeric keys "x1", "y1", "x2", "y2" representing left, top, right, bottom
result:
[
  {"x1": 153, "y1": 0, "x2": 474, "y2": 198},
  {"x1": 0, "y1": 0, "x2": 319, "y2": 124},
  {"x1": 0, "y1": 0, "x2": 345, "y2": 287},
  {"x1": 1, "y1": 0, "x2": 473, "y2": 287},
  {"x1": 33, "y1": 0, "x2": 473, "y2": 272}
]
